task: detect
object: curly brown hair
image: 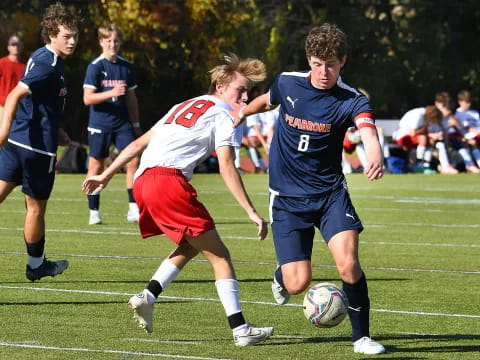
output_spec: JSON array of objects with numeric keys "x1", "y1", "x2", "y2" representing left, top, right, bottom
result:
[
  {"x1": 305, "y1": 23, "x2": 347, "y2": 60},
  {"x1": 40, "y1": 2, "x2": 79, "y2": 44},
  {"x1": 208, "y1": 53, "x2": 266, "y2": 95}
]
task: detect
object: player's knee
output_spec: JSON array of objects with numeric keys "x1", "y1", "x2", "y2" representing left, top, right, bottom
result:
[
  {"x1": 284, "y1": 275, "x2": 311, "y2": 294},
  {"x1": 337, "y1": 259, "x2": 361, "y2": 283}
]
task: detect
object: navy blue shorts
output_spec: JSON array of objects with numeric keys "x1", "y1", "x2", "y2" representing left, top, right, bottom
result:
[
  {"x1": 269, "y1": 185, "x2": 363, "y2": 266},
  {"x1": 0, "y1": 142, "x2": 56, "y2": 200},
  {"x1": 88, "y1": 122, "x2": 136, "y2": 158}
]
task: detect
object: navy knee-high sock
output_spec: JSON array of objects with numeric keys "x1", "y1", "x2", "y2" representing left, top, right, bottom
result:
[
  {"x1": 88, "y1": 194, "x2": 100, "y2": 210},
  {"x1": 274, "y1": 266, "x2": 285, "y2": 288},
  {"x1": 343, "y1": 273, "x2": 370, "y2": 342}
]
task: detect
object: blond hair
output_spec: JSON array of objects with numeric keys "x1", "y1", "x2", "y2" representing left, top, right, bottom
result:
[
  {"x1": 98, "y1": 23, "x2": 123, "y2": 40},
  {"x1": 208, "y1": 54, "x2": 266, "y2": 94}
]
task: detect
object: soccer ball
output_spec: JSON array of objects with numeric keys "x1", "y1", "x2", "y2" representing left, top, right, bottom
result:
[{"x1": 303, "y1": 282, "x2": 349, "y2": 328}]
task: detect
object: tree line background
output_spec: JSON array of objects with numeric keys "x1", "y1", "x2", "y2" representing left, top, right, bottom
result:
[{"x1": 1, "y1": 0, "x2": 479, "y2": 143}]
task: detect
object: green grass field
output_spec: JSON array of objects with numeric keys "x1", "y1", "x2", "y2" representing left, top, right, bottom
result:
[{"x1": 1, "y1": 173, "x2": 479, "y2": 359}]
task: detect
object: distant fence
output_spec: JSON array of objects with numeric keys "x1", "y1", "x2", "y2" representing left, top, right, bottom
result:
[{"x1": 376, "y1": 119, "x2": 400, "y2": 137}]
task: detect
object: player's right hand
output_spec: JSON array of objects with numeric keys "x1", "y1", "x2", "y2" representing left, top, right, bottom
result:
[
  {"x1": 249, "y1": 211, "x2": 268, "y2": 240},
  {"x1": 82, "y1": 176, "x2": 108, "y2": 195},
  {"x1": 111, "y1": 82, "x2": 127, "y2": 97}
]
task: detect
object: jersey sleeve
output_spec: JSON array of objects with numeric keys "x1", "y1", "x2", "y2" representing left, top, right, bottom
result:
[
  {"x1": 214, "y1": 112, "x2": 239, "y2": 149},
  {"x1": 83, "y1": 63, "x2": 99, "y2": 90},
  {"x1": 268, "y1": 76, "x2": 282, "y2": 106},
  {"x1": 352, "y1": 94, "x2": 375, "y2": 130},
  {"x1": 20, "y1": 58, "x2": 54, "y2": 94}
]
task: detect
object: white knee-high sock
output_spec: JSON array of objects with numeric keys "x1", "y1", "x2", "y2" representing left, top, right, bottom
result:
[
  {"x1": 435, "y1": 142, "x2": 450, "y2": 167},
  {"x1": 416, "y1": 145, "x2": 426, "y2": 161},
  {"x1": 215, "y1": 279, "x2": 242, "y2": 316},
  {"x1": 234, "y1": 146, "x2": 241, "y2": 169},
  {"x1": 248, "y1": 147, "x2": 261, "y2": 167},
  {"x1": 458, "y1": 148, "x2": 473, "y2": 166},
  {"x1": 423, "y1": 147, "x2": 433, "y2": 166},
  {"x1": 151, "y1": 259, "x2": 180, "y2": 290}
]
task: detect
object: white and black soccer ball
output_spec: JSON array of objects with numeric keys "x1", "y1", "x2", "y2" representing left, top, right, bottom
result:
[{"x1": 303, "y1": 282, "x2": 349, "y2": 328}]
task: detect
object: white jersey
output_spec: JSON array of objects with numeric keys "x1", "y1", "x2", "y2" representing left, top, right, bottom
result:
[
  {"x1": 245, "y1": 108, "x2": 279, "y2": 137},
  {"x1": 135, "y1": 95, "x2": 240, "y2": 181},
  {"x1": 393, "y1": 107, "x2": 425, "y2": 140},
  {"x1": 455, "y1": 107, "x2": 480, "y2": 129}
]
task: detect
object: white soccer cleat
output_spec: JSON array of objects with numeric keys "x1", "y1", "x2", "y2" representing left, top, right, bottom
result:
[
  {"x1": 89, "y1": 210, "x2": 102, "y2": 225},
  {"x1": 127, "y1": 206, "x2": 140, "y2": 223},
  {"x1": 128, "y1": 292, "x2": 154, "y2": 333},
  {"x1": 353, "y1": 336, "x2": 386, "y2": 355},
  {"x1": 271, "y1": 276, "x2": 290, "y2": 305},
  {"x1": 233, "y1": 324, "x2": 274, "y2": 346}
]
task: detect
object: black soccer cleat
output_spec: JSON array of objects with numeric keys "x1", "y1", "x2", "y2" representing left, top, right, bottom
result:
[{"x1": 26, "y1": 258, "x2": 69, "y2": 282}]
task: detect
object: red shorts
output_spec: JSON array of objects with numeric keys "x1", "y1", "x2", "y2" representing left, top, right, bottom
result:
[
  {"x1": 133, "y1": 167, "x2": 215, "y2": 244},
  {"x1": 395, "y1": 134, "x2": 424, "y2": 151},
  {"x1": 343, "y1": 137, "x2": 357, "y2": 154}
]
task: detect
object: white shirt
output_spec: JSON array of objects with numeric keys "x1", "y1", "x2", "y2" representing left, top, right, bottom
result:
[
  {"x1": 135, "y1": 95, "x2": 240, "y2": 181},
  {"x1": 393, "y1": 107, "x2": 425, "y2": 140},
  {"x1": 245, "y1": 108, "x2": 279, "y2": 137}
]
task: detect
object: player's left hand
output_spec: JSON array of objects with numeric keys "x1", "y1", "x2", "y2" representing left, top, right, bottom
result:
[{"x1": 364, "y1": 162, "x2": 383, "y2": 181}]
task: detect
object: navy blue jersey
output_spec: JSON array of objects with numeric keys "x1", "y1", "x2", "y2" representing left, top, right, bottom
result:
[
  {"x1": 83, "y1": 55, "x2": 137, "y2": 131},
  {"x1": 268, "y1": 71, "x2": 374, "y2": 197},
  {"x1": 8, "y1": 45, "x2": 67, "y2": 154}
]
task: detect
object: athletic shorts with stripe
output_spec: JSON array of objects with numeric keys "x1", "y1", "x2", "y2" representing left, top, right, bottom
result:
[
  {"x1": 133, "y1": 167, "x2": 215, "y2": 244},
  {"x1": 269, "y1": 184, "x2": 363, "y2": 266},
  {"x1": 0, "y1": 142, "x2": 55, "y2": 200}
]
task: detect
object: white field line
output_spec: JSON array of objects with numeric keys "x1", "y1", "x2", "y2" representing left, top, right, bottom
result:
[
  {"x1": 123, "y1": 338, "x2": 201, "y2": 345},
  {"x1": 2, "y1": 251, "x2": 480, "y2": 275},
  {"x1": 1, "y1": 285, "x2": 479, "y2": 319},
  {"x1": 0, "y1": 341, "x2": 230, "y2": 359}
]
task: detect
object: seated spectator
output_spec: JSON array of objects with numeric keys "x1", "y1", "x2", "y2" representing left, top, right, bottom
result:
[
  {"x1": 342, "y1": 126, "x2": 389, "y2": 174},
  {"x1": 435, "y1": 91, "x2": 480, "y2": 173},
  {"x1": 341, "y1": 87, "x2": 390, "y2": 174},
  {"x1": 455, "y1": 90, "x2": 480, "y2": 168},
  {"x1": 393, "y1": 106, "x2": 458, "y2": 174},
  {"x1": 244, "y1": 107, "x2": 279, "y2": 173}
]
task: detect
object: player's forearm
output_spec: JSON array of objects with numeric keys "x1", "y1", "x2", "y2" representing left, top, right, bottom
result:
[
  {"x1": 127, "y1": 91, "x2": 139, "y2": 124},
  {"x1": 0, "y1": 86, "x2": 26, "y2": 141},
  {"x1": 219, "y1": 155, "x2": 257, "y2": 216},
  {"x1": 360, "y1": 127, "x2": 383, "y2": 164},
  {"x1": 83, "y1": 89, "x2": 117, "y2": 106},
  {"x1": 102, "y1": 130, "x2": 150, "y2": 180},
  {"x1": 240, "y1": 93, "x2": 270, "y2": 119}
]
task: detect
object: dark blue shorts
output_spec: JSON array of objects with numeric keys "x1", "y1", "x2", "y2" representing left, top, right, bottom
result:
[
  {"x1": 269, "y1": 185, "x2": 363, "y2": 266},
  {"x1": 88, "y1": 122, "x2": 136, "y2": 158},
  {"x1": 0, "y1": 142, "x2": 56, "y2": 200}
]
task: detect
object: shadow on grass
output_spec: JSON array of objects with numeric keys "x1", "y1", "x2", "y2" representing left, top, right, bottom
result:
[
  {"x1": 0, "y1": 300, "x2": 184, "y2": 306},
  {"x1": 0, "y1": 276, "x2": 410, "y2": 285},
  {"x1": 268, "y1": 333, "x2": 480, "y2": 356},
  {"x1": 379, "y1": 333, "x2": 480, "y2": 354}
]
